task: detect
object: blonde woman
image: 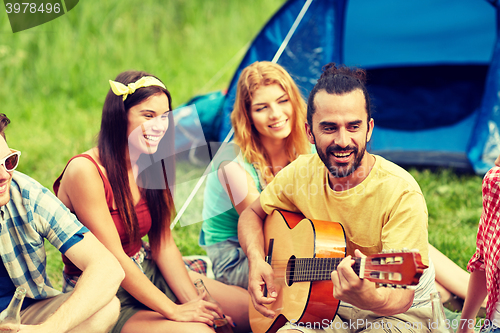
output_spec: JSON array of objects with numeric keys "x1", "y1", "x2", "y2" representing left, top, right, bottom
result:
[{"x1": 200, "y1": 61, "x2": 311, "y2": 289}]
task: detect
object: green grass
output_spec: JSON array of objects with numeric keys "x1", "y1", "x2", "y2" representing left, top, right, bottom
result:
[
  {"x1": 1, "y1": 0, "x2": 484, "y2": 291},
  {"x1": 2, "y1": 0, "x2": 287, "y2": 189},
  {"x1": 412, "y1": 168, "x2": 482, "y2": 269},
  {"x1": 2, "y1": 0, "x2": 287, "y2": 289}
]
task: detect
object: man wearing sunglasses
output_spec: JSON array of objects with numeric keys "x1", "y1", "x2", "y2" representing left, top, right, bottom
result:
[{"x1": 0, "y1": 113, "x2": 125, "y2": 332}]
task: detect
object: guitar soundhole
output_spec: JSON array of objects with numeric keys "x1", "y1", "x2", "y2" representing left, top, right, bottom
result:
[{"x1": 286, "y1": 255, "x2": 296, "y2": 286}]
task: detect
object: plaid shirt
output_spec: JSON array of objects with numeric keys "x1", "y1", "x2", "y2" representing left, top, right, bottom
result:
[
  {"x1": 468, "y1": 166, "x2": 500, "y2": 319},
  {"x1": 0, "y1": 171, "x2": 88, "y2": 300}
]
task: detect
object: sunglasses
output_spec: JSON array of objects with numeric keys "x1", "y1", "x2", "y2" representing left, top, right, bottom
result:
[{"x1": 0, "y1": 150, "x2": 21, "y2": 172}]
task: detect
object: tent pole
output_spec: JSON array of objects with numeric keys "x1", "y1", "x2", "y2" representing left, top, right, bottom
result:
[
  {"x1": 171, "y1": 128, "x2": 234, "y2": 229},
  {"x1": 272, "y1": 0, "x2": 313, "y2": 63}
]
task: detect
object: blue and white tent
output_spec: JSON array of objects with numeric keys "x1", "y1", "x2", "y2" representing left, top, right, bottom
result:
[
  {"x1": 204, "y1": 0, "x2": 498, "y2": 174},
  {"x1": 171, "y1": 0, "x2": 500, "y2": 226}
]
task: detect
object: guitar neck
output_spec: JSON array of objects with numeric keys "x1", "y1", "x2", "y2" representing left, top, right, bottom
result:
[{"x1": 291, "y1": 257, "x2": 364, "y2": 283}]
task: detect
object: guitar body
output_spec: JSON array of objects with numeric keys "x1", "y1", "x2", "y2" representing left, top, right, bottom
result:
[
  {"x1": 249, "y1": 210, "x2": 347, "y2": 333},
  {"x1": 249, "y1": 210, "x2": 426, "y2": 333}
]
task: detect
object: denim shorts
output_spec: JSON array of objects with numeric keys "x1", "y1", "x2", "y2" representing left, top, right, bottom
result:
[
  {"x1": 204, "y1": 238, "x2": 249, "y2": 289},
  {"x1": 481, "y1": 324, "x2": 500, "y2": 333}
]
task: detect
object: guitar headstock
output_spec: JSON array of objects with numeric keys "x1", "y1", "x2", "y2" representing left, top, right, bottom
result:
[{"x1": 360, "y1": 249, "x2": 426, "y2": 287}]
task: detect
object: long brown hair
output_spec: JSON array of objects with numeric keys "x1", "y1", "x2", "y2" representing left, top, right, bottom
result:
[
  {"x1": 98, "y1": 70, "x2": 175, "y2": 255},
  {"x1": 231, "y1": 61, "x2": 309, "y2": 184}
]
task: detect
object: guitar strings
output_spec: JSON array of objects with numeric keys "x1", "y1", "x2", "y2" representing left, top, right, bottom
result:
[
  {"x1": 262, "y1": 256, "x2": 412, "y2": 285},
  {"x1": 266, "y1": 261, "x2": 406, "y2": 284},
  {"x1": 267, "y1": 257, "x2": 357, "y2": 268},
  {"x1": 266, "y1": 258, "x2": 361, "y2": 278},
  {"x1": 266, "y1": 268, "x2": 403, "y2": 284}
]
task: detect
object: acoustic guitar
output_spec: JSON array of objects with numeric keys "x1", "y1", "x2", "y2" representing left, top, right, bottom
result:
[{"x1": 248, "y1": 210, "x2": 426, "y2": 333}]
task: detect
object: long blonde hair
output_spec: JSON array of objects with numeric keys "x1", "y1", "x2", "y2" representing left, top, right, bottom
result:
[{"x1": 231, "y1": 61, "x2": 309, "y2": 185}]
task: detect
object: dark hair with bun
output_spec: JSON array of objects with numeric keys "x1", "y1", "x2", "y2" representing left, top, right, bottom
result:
[{"x1": 307, "y1": 63, "x2": 371, "y2": 126}]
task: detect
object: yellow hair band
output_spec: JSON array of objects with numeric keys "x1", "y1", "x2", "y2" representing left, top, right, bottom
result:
[{"x1": 109, "y1": 76, "x2": 166, "y2": 101}]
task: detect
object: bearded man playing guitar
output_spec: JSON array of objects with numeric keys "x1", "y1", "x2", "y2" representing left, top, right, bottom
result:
[{"x1": 239, "y1": 63, "x2": 436, "y2": 333}]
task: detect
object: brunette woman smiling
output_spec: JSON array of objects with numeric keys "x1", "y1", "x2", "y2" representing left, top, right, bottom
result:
[{"x1": 54, "y1": 71, "x2": 249, "y2": 333}]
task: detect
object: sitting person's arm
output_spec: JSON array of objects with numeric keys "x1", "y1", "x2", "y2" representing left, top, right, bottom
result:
[
  {"x1": 20, "y1": 232, "x2": 124, "y2": 333},
  {"x1": 218, "y1": 160, "x2": 260, "y2": 214},
  {"x1": 331, "y1": 249, "x2": 414, "y2": 316},
  {"x1": 238, "y1": 198, "x2": 277, "y2": 318},
  {"x1": 457, "y1": 270, "x2": 487, "y2": 333},
  {"x1": 338, "y1": 185, "x2": 430, "y2": 316}
]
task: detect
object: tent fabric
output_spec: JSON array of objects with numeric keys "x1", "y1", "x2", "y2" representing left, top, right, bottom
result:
[
  {"x1": 468, "y1": 22, "x2": 500, "y2": 174},
  {"x1": 173, "y1": 90, "x2": 226, "y2": 165},
  {"x1": 344, "y1": 0, "x2": 495, "y2": 68},
  {"x1": 207, "y1": 0, "x2": 500, "y2": 173}
]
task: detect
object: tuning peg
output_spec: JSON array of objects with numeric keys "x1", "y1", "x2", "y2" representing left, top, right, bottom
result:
[
  {"x1": 381, "y1": 249, "x2": 388, "y2": 253},
  {"x1": 401, "y1": 248, "x2": 409, "y2": 252}
]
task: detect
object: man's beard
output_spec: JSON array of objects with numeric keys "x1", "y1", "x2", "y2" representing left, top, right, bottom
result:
[{"x1": 316, "y1": 142, "x2": 366, "y2": 178}]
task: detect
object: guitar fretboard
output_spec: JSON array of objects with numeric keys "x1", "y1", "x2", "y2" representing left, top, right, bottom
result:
[{"x1": 289, "y1": 257, "x2": 362, "y2": 282}]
